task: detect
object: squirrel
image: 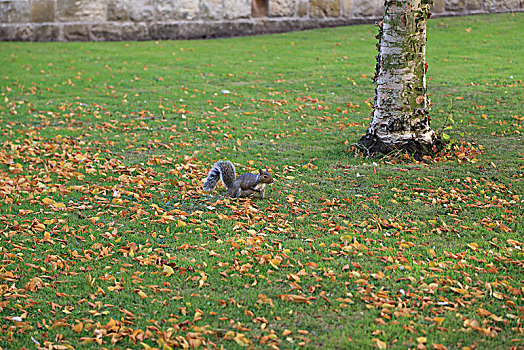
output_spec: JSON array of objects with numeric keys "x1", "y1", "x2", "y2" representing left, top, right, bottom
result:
[{"x1": 203, "y1": 161, "x2": 274, "y2": 199}]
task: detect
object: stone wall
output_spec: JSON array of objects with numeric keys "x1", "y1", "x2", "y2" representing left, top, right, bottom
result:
[{"x1": 0, "y1": 0, "x2": 522, "y2": 41}]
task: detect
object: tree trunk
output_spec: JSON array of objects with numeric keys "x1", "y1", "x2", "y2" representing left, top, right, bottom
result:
[{"x1": 359, "y1": 0, "x2": 439, "y2": 157}]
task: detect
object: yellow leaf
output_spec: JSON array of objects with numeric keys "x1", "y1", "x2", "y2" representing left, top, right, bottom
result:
[
  {"x1": 417, "y1": 337, "x2": 427, "y2": 344},
  {"x1": 492, "y1": 291, "x2": 504, "y2": 300},
  {"x1": 506, "y1": 239, "x2": 521, "y2": 247},
  {"x1": 354, "y1": 243, "x2": 369, "y2": 251},
  {"x1": 224, "y1": 331, "x2": 236, "y2": 339},
  {"x1": 106, "y1": 318, "x2": 118, "y2": 329},
  {"x1": 358, "y1": 220, "x2": 369, "y2": 227},
  {"x1": 163, "y1": 265, "x2": 175, "y2": 277},
  {"x1": 233, "y1": 332, "x2": 252, "y2": 346},
  {"x1": 257, "y1": 294, "x2": 274, "y2": 307},
  {"x1": 34, "y1": 223, "x2": 46, "y2": 232},
  {"x1": 464, "y1": 318, "x2": 480, "y2": 329},
  {"x1": 270, "y1": 258, "x2": 281, "y2": 266},
  {"x1": 489, "y1": 314, "x2": 503, "y2": 322},
  {"x1": 433, "y1": 317, "x2": 444, "y2": 325},
  {"x1": 450, "y1": 287, "x2": 468, "y2": 295},
  {"x1": 42, "y1": 197, "x2": 55, "y2": 205},
  {"x1": 466, "y1": 242, "x2": 478, "y2": 250},
  {"x1": 111, "y1": 198, "x2": 123, "y2": 204},
  {"x1": 137, "y1": 291, "x2": 148, "y2": 299},
  {"x1": 373, "y1": 338, "x2": 387, "y2": 349},
  {"x1": 86, "y1": 273, "x2": 95, "y2": 287}
]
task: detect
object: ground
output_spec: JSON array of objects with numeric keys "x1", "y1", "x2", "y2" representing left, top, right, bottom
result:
[{"x1": 0, "y1": 13, "x2": 522, "y2": 350}]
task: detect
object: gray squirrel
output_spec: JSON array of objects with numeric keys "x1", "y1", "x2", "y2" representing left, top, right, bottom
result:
[{"x1": 203, "y1": 161, "x2": 274, "y2": 198}]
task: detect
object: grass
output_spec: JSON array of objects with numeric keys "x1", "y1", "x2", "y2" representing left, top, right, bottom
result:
[{"x1": 0, "y1": 12, "x2": 523, "y2": 350}]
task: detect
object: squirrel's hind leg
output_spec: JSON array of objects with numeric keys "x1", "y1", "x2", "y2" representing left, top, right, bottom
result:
[{"x1": 229, "y1": 187, "x2": 242, "y2": 198}]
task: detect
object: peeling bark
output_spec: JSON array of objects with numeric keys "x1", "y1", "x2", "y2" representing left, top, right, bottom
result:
[{"x1": 360, "y1": 0, "x2": 440, "y2": 157}]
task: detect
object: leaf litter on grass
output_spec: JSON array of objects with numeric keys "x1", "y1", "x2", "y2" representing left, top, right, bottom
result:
[{"x1": 1, "y1": 13, "x2": 523, "y2": 350}]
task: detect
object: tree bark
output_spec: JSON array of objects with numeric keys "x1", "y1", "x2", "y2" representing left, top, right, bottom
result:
[{"x1": 359, "y1": 0, "x2": 439, "y2": 157}]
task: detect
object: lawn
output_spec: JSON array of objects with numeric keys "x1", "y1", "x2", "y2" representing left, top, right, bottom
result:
[{"x1": 0, "y1": 12, "x2": 522, "y2": 350}]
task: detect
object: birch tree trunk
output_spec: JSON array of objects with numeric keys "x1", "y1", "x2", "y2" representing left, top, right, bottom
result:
[{"x1": 359, "y1": 0, "x2": 439, "y2": 157}]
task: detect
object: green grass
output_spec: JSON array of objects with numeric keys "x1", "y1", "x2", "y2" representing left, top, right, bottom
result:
[{"x1": 0, "y1": 13, "x2": 522, "y2": 350}]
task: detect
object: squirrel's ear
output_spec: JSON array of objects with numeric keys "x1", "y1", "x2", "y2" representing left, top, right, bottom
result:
[{"x1": 259, "y1": 169, "x2": 263, "y2": 175}]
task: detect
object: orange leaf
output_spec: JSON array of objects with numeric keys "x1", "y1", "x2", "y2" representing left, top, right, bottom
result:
[{"x1": 72, "y1": 322, "x2": 83, "y2": 333}]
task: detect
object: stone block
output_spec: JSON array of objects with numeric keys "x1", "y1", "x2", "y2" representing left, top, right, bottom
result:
[
  {"x1": 57, "y1": 0, "x2": 105, "y2": 22},
  {"x1": 15, "y1": 24, "x2": 34, "y2": 40},
  {"x1": 322, "y1": 17, "x2": 350, "y2": 27},
  {"x1": 34, "y1": 24, "x2": 59, "y2": 41},
  {"x1": 181, "y1": 21, "x2": 221, "y2": 39},
  {"x1": 487, "y1": 0, "x2": 520, "y2": 12},
  {"x1": 254, "y1": 18, "x2": 294, "y2": 34},
  {"x1": 63, "y1": 24, "x2": 89, "y2": 41},
  {"x1": 221, "y1": 21, "x2": 254, "y2": 37},
  {"x1": 0, "y1": 26, "x2": 11, "y2": 40},
  {"x1": 310, "y1": 0, "x2": 340, "y2": 18},
  {"x1": 1, "y1": 24, "x2": 34, "y2": 40},
  {"x1": 129, "y1": 0, "x2": 154, "y2": 22},
  {"x1": 297, "y1": 0, "x2": 308, "y2": 17},
  {"x1": 375, "y1": 0, "x2": 384, "y2": 16},
  {"x1": 466, "y1": 0, "x2": 483, "y2": 11},
  {"x1": 342, "y1": 0, "x2": 353, "y2": 17},
  {"x1": 431, "y1": 0, "x2": 445, "y2": 13},
  {"x1": 201, "y1": 0, "x2": 223, "y2": 19},
  {"x1": 156, "y1": 0, "x2": 199, "y2": 20},
  {"x1": 269, "y1": 0, "x2": 296, "y2": 17},
  {"x1": 108, "y1": 0, "x2": 129, "y2": 21},
  {"x1": 223, "y1": 0, "x2": 251, "y2": 19},
  {"x1": 274, "y1": 18, "x2": 302, "y2": 32},
  {"x1": 92, "y1": 23, "x2": 121, "y2": 41},
  {"x1": 176, "y1": 22, "x2": 214, "y2": 39},
  {"x1": 353, "y1": 0, "x2": 378, "y2": 17},
  {"x1": 122, "y1": 23, "x2": 149, "y2": 40},
  {"x1": 31, "y1": 1, "x2": 55, "y2": 23},
  {"x1": 0, "y1": 1, "x2": 30, "y2": 23},
  {"x1": 445, "y1": 0, "x2": 466, "y2": 12},
  {"x1": 149, "y1": 23, "x2": 180, "y2": 40},
  {"x1": 301, "y1": 18, "x2": 321, "y2": 30}
]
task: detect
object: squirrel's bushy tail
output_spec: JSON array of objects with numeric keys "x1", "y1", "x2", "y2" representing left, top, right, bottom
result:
[{"x1": 203, "y1": 161, "x2": 236, "y2": 192}]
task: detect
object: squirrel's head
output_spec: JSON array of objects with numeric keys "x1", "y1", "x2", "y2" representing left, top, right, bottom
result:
[{"x1": 259, "y1": 169, "x2": 274, "y2": 184}]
